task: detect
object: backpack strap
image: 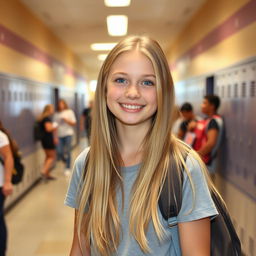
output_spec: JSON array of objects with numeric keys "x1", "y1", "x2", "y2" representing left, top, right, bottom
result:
[{"x1": 158, "y1": 152, "x2": 187, "y2": 222}]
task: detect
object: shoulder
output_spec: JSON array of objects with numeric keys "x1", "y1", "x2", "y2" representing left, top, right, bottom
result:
[
  {"x1": 67, "y1": 109, "x2": 74, "y2": 114},
  {"x1": 180, "y1": 120, "x2": 188, "y2": 129},
  {"x1": 66, "y1": 109, "x2": 76, "y2": 119},
  {"x1": 178, "y1": 151, "x2": 218, "y2": 221},
  {"x1": 172, "y1": 139, "x2": 203, "y2": 176},
  {"x1": 0, "y1": 131, "x2": 9, "y2": 147},
  {"x1": 184, "y1": 151, "x2": 204, "y2": 177},
  {"x1": 73, "y1": 147, "x2": 90, "y2": 172},
  {"x1": 207, "y1": 118, "x2": 219, "y2": 131}
]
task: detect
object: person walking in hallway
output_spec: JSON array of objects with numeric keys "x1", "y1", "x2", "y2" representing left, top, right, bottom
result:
[
  {"x1": 0, "y1": 121, "x2": 13, "y2": 256},
  {"x1": 54, "y1": 99, "x2": 77, "y2": 176},
  {"x1": 38, "y1": 104, "x2": 58, "y2": 180}
]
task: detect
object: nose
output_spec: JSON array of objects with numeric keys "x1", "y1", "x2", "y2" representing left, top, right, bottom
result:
[{"x1": 125, "y1": 84, "x2": 140, "y2": 99}]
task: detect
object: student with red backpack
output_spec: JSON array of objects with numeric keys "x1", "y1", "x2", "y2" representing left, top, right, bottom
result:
[{"x1": 185, "y1": 95, "x2": 223, "y2": 175}]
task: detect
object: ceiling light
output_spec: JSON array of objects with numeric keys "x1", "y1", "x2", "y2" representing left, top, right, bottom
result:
[
  {"x1": 90, "y1": 43, "x2": 117, "y2": 51},
  {"x1": 97, "y1": 54, "x2": 108, "y2": 61},
  {"x1": 104, "y1": 0, "x2": 131, "y2": 7},
  {"x1": 107, "y1": 15, "x2": 128, "y2": 36}
]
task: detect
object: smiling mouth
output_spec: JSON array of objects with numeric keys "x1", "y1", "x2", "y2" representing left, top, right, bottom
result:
[{"x1": 120, "y1": 103, "x2": 144, "y2": 110}]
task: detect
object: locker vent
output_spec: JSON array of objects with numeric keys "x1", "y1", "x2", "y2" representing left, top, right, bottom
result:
[
  {"x1": 241, "y1": 82, "x2": 246, "y2": 97},
  {"x1": 250, "y1": 81, "x2": 255, "y2": 97}
]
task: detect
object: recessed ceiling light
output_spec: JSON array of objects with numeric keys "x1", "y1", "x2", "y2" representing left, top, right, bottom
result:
[
  {"x1": 107, "y1": 15, "x2": 128, "y2": 36},
  {"x1": 90, "y1": 43, "x2": 117, "y2": 51},
  {"x1": 98, "y1": 54, "x2": 108, "y2": 61},
  {"x1": 104, "y1": 0, "x2": 131, "y2": 7}
]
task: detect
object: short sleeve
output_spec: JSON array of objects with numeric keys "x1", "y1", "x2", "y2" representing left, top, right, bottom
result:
[
  {"x1": 0, "y1": 131, "x2": 9, "y2": 147},
  {"x1": 207, "y1": 119, "x2": 219, "y2": 131},
  {"x1": 64, "y1": 147, "x2": 90, "y2": 208},
  {"x1": 177, "y1": 154, "x2": 218, "y2": 222},
  {"x1": 179, "y1": 120, "x2": 188, "y2": 133}
]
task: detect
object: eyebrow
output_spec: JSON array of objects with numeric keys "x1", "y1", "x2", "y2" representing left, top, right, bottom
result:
[{"x1": 111, "y1": 72, "x2": 156, "y2": 78}]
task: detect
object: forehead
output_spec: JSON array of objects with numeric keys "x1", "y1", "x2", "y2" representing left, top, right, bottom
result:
[{"x1": 109, "y1": 50, "x2": 155, "y2": 74}]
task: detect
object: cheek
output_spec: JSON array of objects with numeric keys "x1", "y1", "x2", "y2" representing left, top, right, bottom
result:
[
  {"x1": 146, "y1": 89, "x2": 157, "y2": 106},
  {"x1": 106, "y1": 86, "x2": 119, "y2": 110},
  {"x1": 107, "y1": 85, "x2": 122, "y2": 101}
]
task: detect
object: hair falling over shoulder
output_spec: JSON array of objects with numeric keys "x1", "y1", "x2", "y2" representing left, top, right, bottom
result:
[{"x1": 75, "y1": 35, "x2": 217, "y2": 255}]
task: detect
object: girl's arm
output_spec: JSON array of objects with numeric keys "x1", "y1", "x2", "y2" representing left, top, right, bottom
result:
[
  {"x1": 44, "y1": 121, "x2": 57, "y2": 132},
  {"x1": 0, "y1": 144, "x2": 14, "y2": 196},
  {"x1": 178, "y1": 217, "x2": 211, "y2": 256},
  {"x1": 62, "y1": 117, "x2": 76, "y2": 126},
  {"x1": 70, "y1": 210, "x2": 90, "y2": 256}
]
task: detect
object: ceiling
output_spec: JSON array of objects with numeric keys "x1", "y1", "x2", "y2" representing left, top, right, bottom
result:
[{"x1": 20, "y1": 0, "x2": 206, "y2": 80}]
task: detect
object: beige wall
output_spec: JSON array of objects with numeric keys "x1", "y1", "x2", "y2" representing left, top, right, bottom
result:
[
  {"x1": 167, "y1": 0, "x2": 255, "y2": 82},
  {"x1": 0, "y1": 0, "x2": 88, "y2": 87}
]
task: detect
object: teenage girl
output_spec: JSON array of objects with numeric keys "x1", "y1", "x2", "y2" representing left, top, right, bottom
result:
[
  {"x1": 54, "y1": 99, "x2": 76, "y2": 176},
  {"x1": 65, "y1": 36, "x2": 218, "y2": 256},
  {"x1": 38, "y1": 104, "x2": 57, "y2": 180}
]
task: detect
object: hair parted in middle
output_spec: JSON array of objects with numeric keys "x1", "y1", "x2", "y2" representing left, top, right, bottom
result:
[{"x1": 76, "y1": 35, "x2": 212, "y2": 255}]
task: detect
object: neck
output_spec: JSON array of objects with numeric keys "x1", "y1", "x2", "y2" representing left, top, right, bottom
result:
[
  {"x1": 207, "y1": 111, "x2": 216, "y2": 118},
  {"x1": 116, "y1": 121, "x2": 150, "y2": 166}
]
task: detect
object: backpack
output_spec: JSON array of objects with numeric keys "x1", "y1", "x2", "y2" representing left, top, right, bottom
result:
[
  {"x1": 0, "y1": 154, "x2": 24, "y2": 185},
  {"x1": 158, "y1": 159, "x2": 242, "y2": 256},
  {"x1": 33, "y1": 121, "x2": 43, "y2": 141},
  {"x1": 12, "y1": 155, "x2": 24, "y2": 184}
]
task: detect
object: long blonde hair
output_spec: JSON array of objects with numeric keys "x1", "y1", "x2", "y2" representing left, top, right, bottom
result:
[
  {"x1": 77, "y1": 35, "x2": 215, "y2": 255},
  {"x1": 38, "y1": 104, "x2": 53, "y2": 121}
]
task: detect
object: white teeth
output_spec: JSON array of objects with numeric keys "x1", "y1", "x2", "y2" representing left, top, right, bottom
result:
[{"x1": 121, "y1": 104, "x2": 143, "y2": 110}]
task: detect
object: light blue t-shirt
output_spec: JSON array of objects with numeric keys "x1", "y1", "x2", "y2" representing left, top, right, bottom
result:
[{"x1": 64, "y1": 147, "x2": 218, "y2": 255}]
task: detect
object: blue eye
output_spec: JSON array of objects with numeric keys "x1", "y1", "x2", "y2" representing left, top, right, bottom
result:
[
  {"x1": 142, "y1": 80, "x2": 154, "y2": 86},
  {"x1": 115, "y1": 78, "x2": 126, "y2": 84}
]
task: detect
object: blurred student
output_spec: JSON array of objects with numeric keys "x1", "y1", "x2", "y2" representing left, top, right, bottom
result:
[
  {"x1": 189, "y1": 95, "x2": 223, "y2": 175},
  {"x1": 177, "y1": 102, "x2": 198, "y2": 140},
  {"x1": 171, "y1": 105, "x2": 183, "y2": 136},
  {"x1": 54, "y1": 99, "x2": 76, "y2": 176},
  {"x1": 38, "y1": 104, "x2": 58, "y2": 180},
  {"x1": 80, "y1": 100, "x2": 93, "y2": 141},
  {"x1": 0, "y1": 121, "x2": 13, "y2": 256}
]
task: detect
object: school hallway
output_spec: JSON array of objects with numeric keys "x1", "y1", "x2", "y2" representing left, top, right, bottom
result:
[{"x1": 5, "y1": 140, "x2": 88, "y2": 256}]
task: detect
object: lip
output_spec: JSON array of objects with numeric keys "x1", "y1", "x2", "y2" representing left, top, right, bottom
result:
[{"x1": 119, "y1": 103, "x2": 145, "y2": 112}]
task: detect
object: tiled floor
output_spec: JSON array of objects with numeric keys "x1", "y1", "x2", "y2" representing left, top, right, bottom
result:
[{"x1": 5, "y1": 139, "x2": 88, "y2": 256}]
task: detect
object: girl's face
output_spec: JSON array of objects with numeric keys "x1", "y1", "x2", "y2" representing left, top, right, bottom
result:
[
  {"x1": 58, "y1": 101, "x2": 65, "y2": 111},
  {"x1": 106, "y1": 50, "x2": 157, "y2": 127}
]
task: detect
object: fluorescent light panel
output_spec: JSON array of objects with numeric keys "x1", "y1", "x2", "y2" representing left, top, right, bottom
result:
[
  {"x1": 104, "y1": 0, "x2": 131, "y2": 7},
  {"x1": 107, "y1": 15, "x2": 128, "y2": 36},
  {"x1": 91, "y1": 43, "x2": 117, "y2": 51}
]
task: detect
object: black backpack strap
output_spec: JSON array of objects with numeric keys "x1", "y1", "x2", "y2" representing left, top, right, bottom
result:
[{"x1": 158, "y1": 152, "x2": 187, "y2": 222}]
